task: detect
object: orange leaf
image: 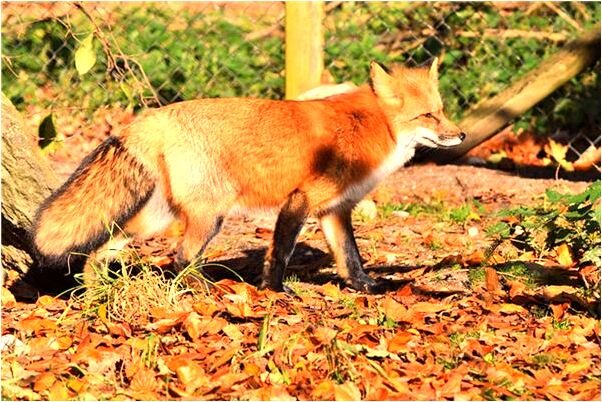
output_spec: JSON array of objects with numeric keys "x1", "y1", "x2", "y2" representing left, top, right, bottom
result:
[
  {"x1": 16, "y1": 316, "x2": 57, "y2": 335},
  {"x1": 564, "y1": 360, "x2": 591, "y2": 375},
  {"x1": 412, "y1": 302, "x2": 451, "y2": 314},
  {"x1": 193, "y1": 300, "x2": 220, "y2": 317},
  {"x1": 66, "y1": 378, "x2": 86, "y2": 394},
  {"x1": 485, "y1": 267, "x2": 501, "y2": 292},
  {"x1": 490, "y1": 303, "x2": 528, "y2": 314},
  {"x1": 130, "y1": 367, "x2": 160, "y2": 394},
  {"x1": 334, "y1": 382, "x2": 362, "y2": 401},
  {"x1": 555, "y1": 243, "x2": 574, "y2": 267},
  {"x1": 184, "y1": 313, "x2": 227, "y2": 340},
  {"x1": 33, "y1": 372, "x2": 56, "y2": 392},
  {"x1": 573, "y1": 145, "x2": 601, "y2": 171},
  {"x1": 312, "y1": 381, "x2": 335, "y2": 400},
  {"x1": 387, "y1": 331, "x2": 416, "y2": 354},
  {"x1": 222, "y1": 323, "x2": 243, "y2": 342},
  {"x1": 36, "y1": 295, "x2": 56, "y2": 307},
  {"x1": 2, "y1": 287, "x2": 16, "y2": 308},
  {"x1": 48, "y1": 381, "x2": 70, "y2": 401},
  {"x1": 463, "y1": 250, "x2": 485, "y2": 265},
  {"x1": 550, "y1": 303, "x2": 569, "y2": 321},
  {"x1": 321, "y1": 282, "x2": 343, "y2": 300},
  {"x1": 174, "y1": 361, "x2": 208, "y2": 392},
  {"x1": 507, "y1": 280, "x2": 527, "y2": 299},
  {"x1": 312, "y1": 326, "x2": 338, "y2": 345},
  {"x1": 381, "y1": 297, "x2": 410, "y2": 322},
  {"x1": 145, "y1": 313, "x2": 186, "y2": 333}
]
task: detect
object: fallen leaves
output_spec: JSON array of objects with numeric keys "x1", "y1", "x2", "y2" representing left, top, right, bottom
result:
[{"x1": 3, "y1": 148, "x2": 600, "y2": 400}]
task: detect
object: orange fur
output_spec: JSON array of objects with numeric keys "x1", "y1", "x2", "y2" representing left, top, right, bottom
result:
[{"x1": 32, "y1": 61, "x2": 465, "y2": 290}]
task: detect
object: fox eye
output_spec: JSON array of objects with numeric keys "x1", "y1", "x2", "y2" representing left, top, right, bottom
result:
[{"x1": 424, "y1": 113, "x2": 433, "y2": 119}]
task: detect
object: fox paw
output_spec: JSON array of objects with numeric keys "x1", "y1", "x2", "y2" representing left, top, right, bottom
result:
[
  {"x1": 346, "y1": 274, "x2": 379, "y2": 294},
  {"x1": 258, "y1": 281, "x2": 295, "y2": 296}
]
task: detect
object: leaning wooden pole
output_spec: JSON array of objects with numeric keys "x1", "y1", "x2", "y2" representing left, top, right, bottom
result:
[
  {"x1": 433, "y1": 23, "x2": 601, "y2": 163},
  {"x1": 285, "y1": 2, "x2": 324, "y2": 100}
]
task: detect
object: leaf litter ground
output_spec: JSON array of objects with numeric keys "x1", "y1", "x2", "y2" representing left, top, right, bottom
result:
[{"x1": 2, "y1": 110, "x2": 600, "y2": 400}]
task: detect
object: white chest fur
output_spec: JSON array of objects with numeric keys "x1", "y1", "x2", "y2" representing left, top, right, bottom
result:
[{"x1": 322, "y1": 134, "x2": 417, "y2": 212}]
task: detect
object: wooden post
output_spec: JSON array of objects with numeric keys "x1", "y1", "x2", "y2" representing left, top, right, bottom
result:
[
  {"x1": 285, "y1": 2, "x2": 324, "y2": 100},
  {"x1": 432, "y1": 23, "x2": 601, "y2": 163}
]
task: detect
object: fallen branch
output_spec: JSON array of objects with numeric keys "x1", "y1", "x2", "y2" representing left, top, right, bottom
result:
[{"x1": 431, "y1": 23, "x2": 600, "y2": 163}]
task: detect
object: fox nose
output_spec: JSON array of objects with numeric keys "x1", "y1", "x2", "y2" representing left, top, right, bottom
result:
[{"x1": 459, "y1": 132, "x2": 466, "y2": 141}]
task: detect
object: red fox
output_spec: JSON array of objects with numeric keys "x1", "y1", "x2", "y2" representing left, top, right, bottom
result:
[{"x1": 32, "y1": 60, "x2": 465, "y2": 293}]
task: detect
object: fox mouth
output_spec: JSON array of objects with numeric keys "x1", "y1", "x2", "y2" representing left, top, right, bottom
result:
[{"x1": 414, "y1": 128, "x2": 465, "y2": 148}]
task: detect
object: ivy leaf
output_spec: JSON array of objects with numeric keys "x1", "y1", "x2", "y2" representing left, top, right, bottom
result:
[
  {"x1": 545, "y1": 139, "x2": 574, "y2": 172},
  {"x1": 38, "y1": 113, "x2": 57, "y2": 149},
  {"x1": 75, "y1": 33, "x2": 96, "y2": 76}
]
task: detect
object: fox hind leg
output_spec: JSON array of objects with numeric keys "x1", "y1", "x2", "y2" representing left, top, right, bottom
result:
[
  {"x1": 83, "y1": 234, "x2": 132, "y2": 288},
  {"x1": 260, "y1": 190, "x2": 310, "y2": 292},
  {"x1": 319, "y1": 208, "x2": 378, "y2": 293},
  {"x1": 176, "y1": 209, "x2": 225, "y2": 289}
]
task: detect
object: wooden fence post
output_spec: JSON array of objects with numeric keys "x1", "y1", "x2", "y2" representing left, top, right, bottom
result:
[{"x1": 285, "y1": 2, "x2": 324, "y2": 100}]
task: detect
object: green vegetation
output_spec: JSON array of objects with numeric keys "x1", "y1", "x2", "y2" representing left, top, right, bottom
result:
[
  {"x1": 2, "y1": 5, "x2": 284, "y2": 112},
  {"x1": 487, "y1": 181, "x2": 601, "y2": 268},
  {"x1": 2, "y1": 2, "x2": 600, "y2": 138},
  {"x1": 325, "y1": 2, "x2": 600, "y2": 130},
  {"x1": 379, "y1": 198, "x2": 484, "y2": 224}
]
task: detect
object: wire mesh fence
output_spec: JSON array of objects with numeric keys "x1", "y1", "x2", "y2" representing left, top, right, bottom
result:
[{"x1": 1, "y1": 1, "x2": 600, "y2": 170}]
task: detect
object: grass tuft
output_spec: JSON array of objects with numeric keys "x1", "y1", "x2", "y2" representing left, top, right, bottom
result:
[{"x1": 73, "y1": 251, "x2": 207, "y2": 327}]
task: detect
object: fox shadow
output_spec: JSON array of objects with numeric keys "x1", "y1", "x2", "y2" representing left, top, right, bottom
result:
[{"x1": 205, "y1": 241, "x2": 415, "y2": 293}]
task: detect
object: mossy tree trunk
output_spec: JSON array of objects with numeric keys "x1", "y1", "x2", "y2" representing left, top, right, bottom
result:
[{"x1": 1, "y1": 93, "x2": 58, "y2": 278}]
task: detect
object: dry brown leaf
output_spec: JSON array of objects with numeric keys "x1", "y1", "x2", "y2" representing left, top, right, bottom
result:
[
  {"x1": 485, "y1": 267, "x2": 501, "y2": 292},
  {"x1": 555, "y1": 243, "x2": 574, "y2": 267},
  {"x1": 412, "y1": 301, "x2": 452, "y2": 314},
  {"x1": 387, "y1": 331, "x2": 417, "y2": 354},
  {"x1": 2, "y1": 287, "x2": 16, "y2": 308},
  {"x1": 130, "y1": 367, "x2": 161, "y2": 397},
  {"x1": 381, "y1": 297, "x2": 411, "y2": 322},
  {"x1": 321, "y1": 282, "x2": 343, "y2": 300},
  {"x1": 334, "y1": 381, "x2": 362, "y2": 401},
  {"x1": 572, "y1": 145, "x2": 601, "y2": 171},
  {"x1": 48, "y1": 380, "x2": 70, "y2": 401},
  {"x1": 542, "y1": 285, "x2": 578, "y2": 299},
  {"x1": 550, "y1": 303, "x2": 569, "y2": 321},
  {"x1": 145, "y1": 313, "x2": 186, "y2": 333},
  {"x1": 490, "y1": 303, "x2": 528, "y2": 314},
  {"x1": 312, "y1": 326, "x2": 338, "y2": 345},
  {"x1": 172, "y1": 359, "x2": 209, "y2": 392},
  {"x1": 33, "y1": 372, "x2": 56, "y2": 393},
  {"x1": 507, "y1": 280, "x2": 528, "y2": 299},
  {"x1": 563, "y1": 360, "x2": 591, "y2": 375}
]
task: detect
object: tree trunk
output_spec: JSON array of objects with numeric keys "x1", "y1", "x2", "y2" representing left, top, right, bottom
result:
[{"x1": 1, "y1": 93, "x2": 58, "y2": 278}]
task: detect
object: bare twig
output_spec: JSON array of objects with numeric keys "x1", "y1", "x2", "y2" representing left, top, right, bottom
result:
[
  {"x1": 74, "y1": 2, "x2": 161, "y2": 107},
  {"x1": 571, "y1": 2, "x2": 591, "y2": 22},
  {"x1": 544, "y1": 1, "x2": 583, "y2": 32},
  {"x1": 457, "y1": 29, "x2": 568, "y2": 43}
]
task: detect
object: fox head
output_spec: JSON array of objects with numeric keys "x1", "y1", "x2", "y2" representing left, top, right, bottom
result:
[{"x1": 370, "y1": 59, "x2": 465, "y2": 148}]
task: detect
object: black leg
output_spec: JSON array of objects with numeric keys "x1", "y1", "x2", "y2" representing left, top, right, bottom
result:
[
  {"x1": 259, "y1": 191, "x2": 309, "y2": 292},
  {"x1": 320, "y1": 209, "x2": 377, "y2": 292}
]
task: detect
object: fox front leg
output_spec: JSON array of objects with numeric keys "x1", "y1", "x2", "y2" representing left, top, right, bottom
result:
[
  {"x1": 319, "y1": 208, "x2": 378, "y2": 293},
  {"x1": 259, "y1": 191, "x2": 309, "y2": 292}
]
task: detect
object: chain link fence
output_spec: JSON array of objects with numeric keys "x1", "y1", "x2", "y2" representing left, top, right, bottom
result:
[{"x1": 2, "y1": 2, "x2": 600, "y2": 171}]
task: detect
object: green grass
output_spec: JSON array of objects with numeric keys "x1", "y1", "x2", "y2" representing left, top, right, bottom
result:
[{"x1": 379, "y1": 198, "x2": 485, "y2": 224}]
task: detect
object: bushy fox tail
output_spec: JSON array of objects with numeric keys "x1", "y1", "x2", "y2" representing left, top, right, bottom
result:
[{"x1": 32, "y1": 136, "x2": 156, "y2": 267}]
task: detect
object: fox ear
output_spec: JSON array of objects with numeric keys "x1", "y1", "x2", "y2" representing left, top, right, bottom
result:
[
  {"x1": 429, "y1": 57, "x2": 439, "y2": 81},
  {"x1": 370, "y1": 61, "x2": 402, "y2": 107}
]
